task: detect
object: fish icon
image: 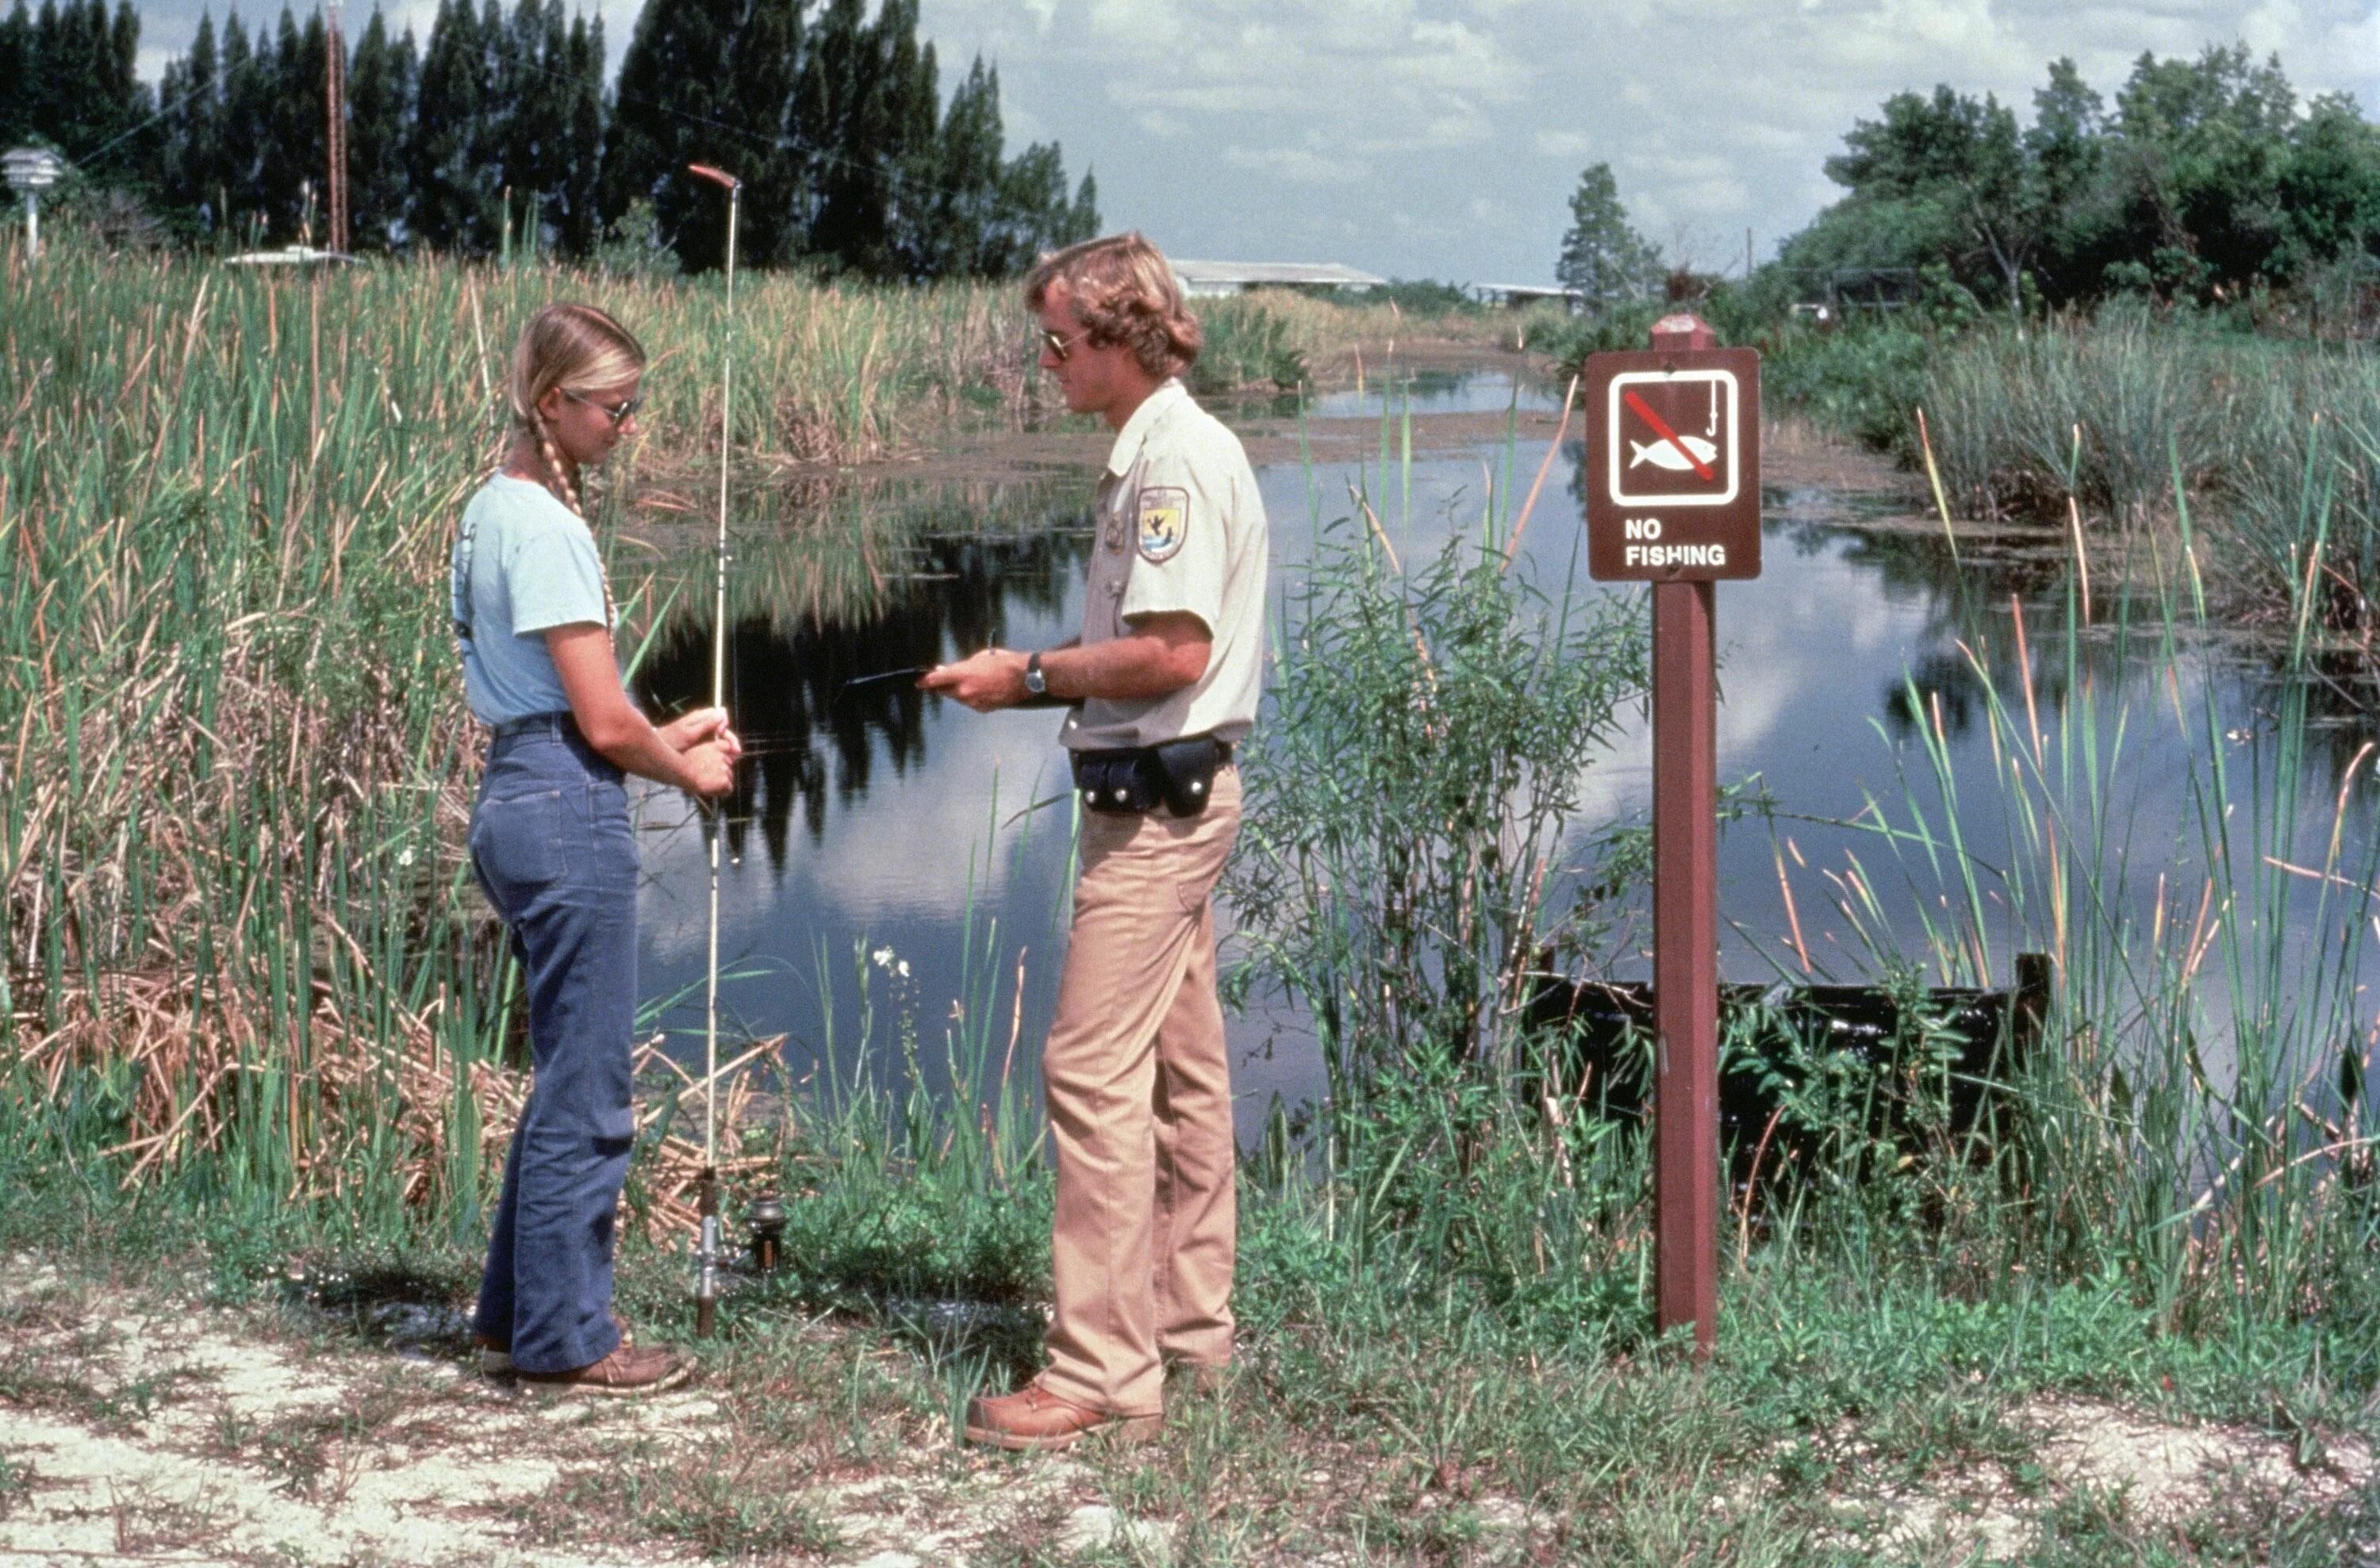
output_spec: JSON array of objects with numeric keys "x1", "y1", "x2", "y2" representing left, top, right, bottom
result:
[{"x1": 1630, "y1": 435, "x2": 1719, "y2": 472}]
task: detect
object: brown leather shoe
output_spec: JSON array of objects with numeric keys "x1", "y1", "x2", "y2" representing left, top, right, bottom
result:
[
  {"x1": 475, "y1": 1313, "x2": 632, "y2": 1377},
  {"x1": 516, "y1": 1342, "x2": 690, "y2": 1397},
  {"x1": 963, "y1": 1382, "x2": 1161, "y2": 1451}
]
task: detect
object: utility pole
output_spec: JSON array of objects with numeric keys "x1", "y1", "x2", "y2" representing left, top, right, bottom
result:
[
  {"x1": 324, "y1": 6, "x2": 349, "y2": 255},
  {"x1": 1745, "y1": 227, "x2": 1754, "y2": 281}
]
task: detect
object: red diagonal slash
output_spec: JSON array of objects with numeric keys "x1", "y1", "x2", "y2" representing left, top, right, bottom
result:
[{"x1": 1623, "y1": 388, "x2": 1716, "y2": 481}]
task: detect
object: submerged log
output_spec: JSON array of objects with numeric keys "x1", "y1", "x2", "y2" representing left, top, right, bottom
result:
[{"x1": 1522, "y1": 953, "x2": 2052, "y2": 1183}]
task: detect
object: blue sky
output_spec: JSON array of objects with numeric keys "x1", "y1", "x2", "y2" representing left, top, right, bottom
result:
[{"x1": 126, "y1": 0, "x2": 2380, "y2": 282}]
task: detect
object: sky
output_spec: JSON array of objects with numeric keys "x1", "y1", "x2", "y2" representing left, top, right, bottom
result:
[{"x1": 127, "y1": 0, "x2": 2380, "y2": 284}]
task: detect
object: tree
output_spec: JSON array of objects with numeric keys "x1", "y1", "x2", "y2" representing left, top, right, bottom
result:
[
  {"x1": 1825, "y1": 86, "x2": 2044, "y2": 323},
  {"x1": 347, "y1": 9, "x2": 416, "y2": 250},
  {"x1": 554, "y1": 9, "x2": 604, "y2": 255},
  {"x1": 600, "y1": 0, "x2": 747, "y2": 269},
  {"x1": 1556, "y1": 163, "x2": 1660, "y2": 310},
  {"x1": 156, "y1": 10, "x2": 226, "y2": 236},
  {"x1": 2103, "y1": 44, "x2": 2297, "y2": 293},
  {"x1": 216, "y1": 10, "x2": 276, "y2": 240},
  {"x1": 410, "y1": 0, "x2": 495, "y2": 251},
  {"x1": 2278, "y1": 94, "x2": 2380, "y2": 272},
  {"x1": 0, "y1": 2, "x2": 32, "y2": 148}
]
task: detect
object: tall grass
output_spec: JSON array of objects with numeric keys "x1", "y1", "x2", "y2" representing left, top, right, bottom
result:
[
  {"x1": 0, "y1": 236, "x2": 1096, "y2": 1237},
  {"x1": 1757, "y1": 306, "x2": 2380, "y2": 652}
]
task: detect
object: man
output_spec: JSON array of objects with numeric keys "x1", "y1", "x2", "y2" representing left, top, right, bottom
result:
[{"x1": 923, "y1": 232, "x2": 1269, "y2": 1450}]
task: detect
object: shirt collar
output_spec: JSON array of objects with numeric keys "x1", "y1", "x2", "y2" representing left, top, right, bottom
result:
[{"x1": 1104, "y1": 378, "x2": 1188, "y2": 477}]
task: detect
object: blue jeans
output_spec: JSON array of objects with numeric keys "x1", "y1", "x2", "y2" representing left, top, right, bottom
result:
[{"x1": 466, "y1": 715, "x2": 638, "y2": 1374}]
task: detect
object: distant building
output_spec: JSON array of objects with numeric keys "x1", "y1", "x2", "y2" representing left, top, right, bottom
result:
[
  {"x1": 1171, "y1": 260, "x2": 1388, "y2": 297},
  {"x1": 1472, "y1": 283, "x2": 1587, "y2": 312},
  {"x1": 223, "y1": 246, "x2": 356, "y2": 267}
]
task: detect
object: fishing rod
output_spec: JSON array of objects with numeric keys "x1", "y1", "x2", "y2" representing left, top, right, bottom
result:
[{"x1": 687, "y1": 160, "x2": 741, "y2": 1338}]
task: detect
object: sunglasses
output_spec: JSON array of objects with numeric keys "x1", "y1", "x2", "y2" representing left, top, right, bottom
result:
[
  {"x1": 564, "y1": 388, "x2": 644, "y2": 426},
  {"x1": 1037, "y1": 326, "x2": 1090, "y2": 362}
]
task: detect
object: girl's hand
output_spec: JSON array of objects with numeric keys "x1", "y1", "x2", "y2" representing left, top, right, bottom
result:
[{"x1": 662, "y1": 706, "x2": 741, "y2": 760}]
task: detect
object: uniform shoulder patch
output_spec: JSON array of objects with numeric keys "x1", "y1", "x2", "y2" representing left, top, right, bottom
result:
[{"x1": 1137, "y1": 485, "x2": 1189, "y2": 564}]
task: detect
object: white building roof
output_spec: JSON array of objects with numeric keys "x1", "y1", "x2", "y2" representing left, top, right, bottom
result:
[{"x1": 1171, "y1": 259, "x2": 1388, "y2": 289}]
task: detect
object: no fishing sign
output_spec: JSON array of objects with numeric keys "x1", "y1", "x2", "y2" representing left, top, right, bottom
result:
[{"x1": 1583, "y1": 337, "x2": 1760, "y2": 581}]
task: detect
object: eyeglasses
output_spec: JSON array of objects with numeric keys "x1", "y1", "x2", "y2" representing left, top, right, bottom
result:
[
  {"x1": 1038, "y1": 326, "x2": 1089, "y2": 362},
  {"x1": 564, "y1": 389, "x2": 643, "y2": 426}
]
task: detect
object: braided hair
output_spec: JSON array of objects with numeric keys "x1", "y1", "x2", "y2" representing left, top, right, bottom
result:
[{"x1": 501, "y1": 302, "x2": 645, "y2": 625}]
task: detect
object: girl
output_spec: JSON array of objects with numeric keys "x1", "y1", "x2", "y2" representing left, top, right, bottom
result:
[{"x1": 452, "y1": 302, "x2": 739, "y2": 1394}]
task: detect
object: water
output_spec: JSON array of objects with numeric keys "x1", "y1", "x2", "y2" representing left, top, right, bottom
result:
[{"x1": 631, "y1": 379, "x2": 2380, "y2": 1140}]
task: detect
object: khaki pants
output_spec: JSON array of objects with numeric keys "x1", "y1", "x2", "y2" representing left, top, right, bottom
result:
[{"x1": 1038, "y1": 766, "x2": 1242, "y2": 1417}]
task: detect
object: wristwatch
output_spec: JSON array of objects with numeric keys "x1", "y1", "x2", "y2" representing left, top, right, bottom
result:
[{"x1": 1023, "y1": 651, "x2": 1048, "y2": 697}]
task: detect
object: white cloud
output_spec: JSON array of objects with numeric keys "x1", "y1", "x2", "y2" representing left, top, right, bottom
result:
[
  {"x1": 1224, "y1": 144, "x2": 1371, "y2": 185},
  {"x1": 113, "y1": 0, "x2": 2380, "y2": 281}
]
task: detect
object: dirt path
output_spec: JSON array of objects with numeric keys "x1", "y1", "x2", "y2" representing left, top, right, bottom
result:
[
  {"x1": 0, "y1": 1259, "x2": 1153, "y2": 1567},
  {"x1": 2, "y1": 1253, "x2": 2370, "y2": 1565}
]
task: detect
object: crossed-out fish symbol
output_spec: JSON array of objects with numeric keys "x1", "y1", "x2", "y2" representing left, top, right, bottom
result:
[{"x1": 1629, "y1": 435, "x2": 1720, "y2": 472}]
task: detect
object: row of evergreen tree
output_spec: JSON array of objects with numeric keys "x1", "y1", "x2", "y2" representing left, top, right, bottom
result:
[{"x1": 0, "y1": 0, "x2": 1100, "y2": 278}]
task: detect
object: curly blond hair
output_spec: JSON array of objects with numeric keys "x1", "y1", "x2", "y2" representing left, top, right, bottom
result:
[{"x1": 1024, "y1": 232, "x2": 1202, "y2": 379}]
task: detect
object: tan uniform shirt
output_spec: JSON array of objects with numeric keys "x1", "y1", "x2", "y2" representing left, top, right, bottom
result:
[{"x1": 1063, "y1": 378, "x2": 1269, "y2": 751}]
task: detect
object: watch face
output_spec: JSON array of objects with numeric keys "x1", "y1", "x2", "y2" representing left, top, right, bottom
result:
[{"x1": 1025, "y1": 658, "x2": 1046, "y2": 694}]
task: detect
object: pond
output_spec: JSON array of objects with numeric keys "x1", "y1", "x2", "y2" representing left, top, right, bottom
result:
[{"x1": 629, "y1": 374, "x2": 2380, "y2": 1141}]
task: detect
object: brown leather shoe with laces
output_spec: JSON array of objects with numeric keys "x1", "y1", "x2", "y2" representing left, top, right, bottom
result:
[
  {"x1": 516, "y1": 1342, "x2": 690, "y2": 1397},
  {"x1": 963, "y1": 1382, "x2": 1161, "y2": 1451}
]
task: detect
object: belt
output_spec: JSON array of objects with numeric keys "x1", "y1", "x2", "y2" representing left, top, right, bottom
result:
[{"x1": 490, "y1": 711, "x2": 576, "y2": 739}]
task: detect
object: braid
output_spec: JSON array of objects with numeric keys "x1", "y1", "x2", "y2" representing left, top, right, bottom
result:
[
  {"x1": 529, "y1": 408, "x2": 585, "y2": 516},
  {"x1": 527, "y1": 408, "x2": 617, "y2": 631}
]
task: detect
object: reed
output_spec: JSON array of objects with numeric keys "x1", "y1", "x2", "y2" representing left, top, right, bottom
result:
[{"x1": 0, "y1": 236, "x2": 1081, "y2": 1237}]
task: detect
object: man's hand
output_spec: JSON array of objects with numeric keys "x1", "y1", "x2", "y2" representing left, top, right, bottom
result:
[{"x1": 920, "y1": 648, "x2": 1030, "y2": 712}]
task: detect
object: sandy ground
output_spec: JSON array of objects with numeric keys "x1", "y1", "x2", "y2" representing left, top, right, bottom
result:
[
  {"x1": 0, "y1": 1251, "x2": 2367, "y2": 1566},
  {"x1": 0, "y1": 1259, "x2": 1151, "y2": 1567}
]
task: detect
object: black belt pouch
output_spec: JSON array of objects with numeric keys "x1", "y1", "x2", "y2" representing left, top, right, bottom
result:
[{"x1": 1072, "y1": 736, "x2": 1226, "y2": 819}]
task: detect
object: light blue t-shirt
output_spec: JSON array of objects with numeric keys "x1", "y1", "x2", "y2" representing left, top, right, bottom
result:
[{"x1": 451, "y1": 473, "x2": 615, "y2": 724}]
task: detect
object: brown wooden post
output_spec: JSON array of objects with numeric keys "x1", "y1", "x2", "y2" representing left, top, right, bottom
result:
[
  {"x1": 1649, "y1": 310, "x2": 1720, "y2": 1355},
  {"x1": 1582, "y1": 311, "x2": 1757, "y2": 1358}
]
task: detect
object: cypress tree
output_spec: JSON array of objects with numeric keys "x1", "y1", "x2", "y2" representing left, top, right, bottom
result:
[
  {"x1": 797, "y1": 0, "x2": 885, "y2": 274},
  {"x1": 411, "y1": 0, "x2": 494, "y2": 251},
  {"x1": 729, "y1": 0, "x2": 802, "y2": 266},
  {"x1": 0, "y1": 2, "x2": 31, "y2": 148},
  {"x1": 912, "y1": 56, "x2": 1001, "y2": 278},
  {"x1": 555, "y1": 9, "x2": 603, "y2": 255},
  {"x1": 251, "y1": 6, "x2": 326, "y2": 242},
  {"x1": 601, "y1": 0, "x2": 742, "y2": 270},
  {"x1": 217, "y1": 10, "x2": 275, "y2": 240},
  {"x1": 157, "y1": 10, "x2": 225, "y2": 235},
  {"x1": 347, "y1": 8, "x2": 416, "y2": 250}
]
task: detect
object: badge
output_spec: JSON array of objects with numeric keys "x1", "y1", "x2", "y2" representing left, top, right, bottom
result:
[
  {"x1": 1104, "y1": 510, "x2": 1128, "y2": 554},
  {"x1": 1137, "y1": 486, "x2": 1188, "y2": 564}
]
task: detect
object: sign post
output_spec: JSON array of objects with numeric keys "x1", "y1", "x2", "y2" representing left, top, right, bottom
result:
[{"x1": 1582, "y1": 312, "x2": 1760, "y2": 1356}]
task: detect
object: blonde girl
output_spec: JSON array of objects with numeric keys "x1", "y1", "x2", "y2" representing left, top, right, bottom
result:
[{"x1": 451, "y1": 302, "x2": 738, "y2": 1394}]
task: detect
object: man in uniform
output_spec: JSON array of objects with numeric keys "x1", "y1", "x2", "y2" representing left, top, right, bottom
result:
[{"x1": 923, "y1": 232, "x2": 1269, "y2": 1450}]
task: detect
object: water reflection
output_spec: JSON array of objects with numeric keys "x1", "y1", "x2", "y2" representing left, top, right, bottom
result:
[
  {"x1": 635, "y1": 516, "x2": 1094, "y2": 860},
  {"x1": 625, "y1": 384, "x2": 2379, "y2": 1130}
]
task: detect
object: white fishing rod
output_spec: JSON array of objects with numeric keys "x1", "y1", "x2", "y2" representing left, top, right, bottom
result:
[{"x1": 687, "y1": 161, "x2": 741, "y2": 1337}]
